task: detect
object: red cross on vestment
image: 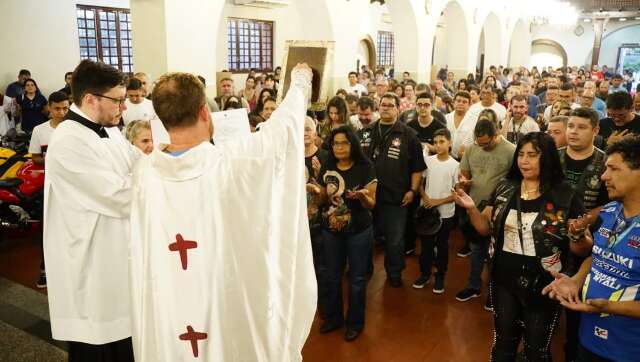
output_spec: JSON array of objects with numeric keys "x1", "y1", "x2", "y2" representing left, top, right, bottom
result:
[
  {"x1": 168, "y1": 233, "x2": 197, "y2": 270},
  {"x1": 179, "y1": 325, "x2": 208, "y2": 357}
]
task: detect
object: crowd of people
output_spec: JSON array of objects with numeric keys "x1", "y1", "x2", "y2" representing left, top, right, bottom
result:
[{"x1": 2, "y1": 61, "x2": 640, "y2": 361}]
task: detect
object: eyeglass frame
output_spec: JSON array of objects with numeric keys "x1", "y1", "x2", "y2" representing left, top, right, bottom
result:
[{"x1": 91, "y1": 93, "x2": 126, "y2": 106}]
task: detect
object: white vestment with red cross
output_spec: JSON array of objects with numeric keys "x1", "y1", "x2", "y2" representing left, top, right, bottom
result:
[{"x1": 129, "y1": 72, "x2": 316, "y2": 361}]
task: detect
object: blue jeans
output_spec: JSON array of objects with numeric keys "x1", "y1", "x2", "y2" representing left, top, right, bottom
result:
[
  {"x1": 461, "y1": 217, "x2": 490, "y2": 290},
  {"x1": 310, "y1": 228, "x2": 329, "y2": 317},
  {"x1": 322, "y1": 226, "x2": 373, "y2": 331},
  {"x1": 375, "y1": 203, "x2": 408, "y2": 280}
]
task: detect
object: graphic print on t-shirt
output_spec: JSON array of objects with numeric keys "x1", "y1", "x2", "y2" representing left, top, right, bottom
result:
[
  {"x1": 323, "y1": 170, "x2": 352, "y2": 231},
  {"x1": 503, "y1": 210, "x2": 538, "y2": 256}
]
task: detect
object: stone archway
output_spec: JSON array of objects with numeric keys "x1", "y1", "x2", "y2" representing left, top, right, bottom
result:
[
  {"x1": 531, "y1": 38, "x2": 568, "y2": 68},
  {"x1": 479, "y1": 12, "x2": 503, "y2": 72},
  {"x1": 507, "y1": 18, "x2": 531, "y2": 68},
  {"x1": 357, "y1": 35, "x2": 376, "y2": 69},
  {"x1": 431, "y1": 1, "x2": 470, "y2": 79}
]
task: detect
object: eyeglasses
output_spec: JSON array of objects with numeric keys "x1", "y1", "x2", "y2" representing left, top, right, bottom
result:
[
  {"x1": 416, "y1": 103, "x2": 432, "y2": 108},
  {"x1": 92, "y1": 93, "x2": 126, "y2": 105}
]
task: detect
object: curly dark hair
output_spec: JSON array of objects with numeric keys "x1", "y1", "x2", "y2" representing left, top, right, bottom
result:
[
  {"x1": 506, "y1": 132, "x2": 566, "y2": 193},
  {"x1": 606, "y1": 135, "x2": 640, "y2": 170}
]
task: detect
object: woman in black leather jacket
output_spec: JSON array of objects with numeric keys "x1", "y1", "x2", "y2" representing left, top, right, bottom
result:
[{"x1": 454, "y1": 132, "x2": 588, "y2": 362}]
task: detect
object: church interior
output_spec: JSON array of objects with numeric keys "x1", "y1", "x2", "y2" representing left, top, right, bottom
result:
[{"x1": 1, "y1": 0, "x2": 639, "y2": 361}]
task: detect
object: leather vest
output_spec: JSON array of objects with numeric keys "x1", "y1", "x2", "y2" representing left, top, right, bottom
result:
[
  {"x1": 558, "y1": 147, "x2": 606, "y2": 211},
  {"x1": 489, "y1": 179, "x2": 578, "y2": 275}
]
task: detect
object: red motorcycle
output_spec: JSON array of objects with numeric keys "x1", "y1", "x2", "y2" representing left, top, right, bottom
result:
[{"x1": 0, "y1": 159, "x2": 45, "y2": 236}]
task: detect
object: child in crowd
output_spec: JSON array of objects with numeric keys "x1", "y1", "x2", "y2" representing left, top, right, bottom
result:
[{"x1": 413, "y1": 128, "x2": 459, "y2": 294}]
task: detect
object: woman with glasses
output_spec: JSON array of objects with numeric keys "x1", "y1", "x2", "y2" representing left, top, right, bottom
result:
[
  {"x1": 454, "y1": 132, "x2": 588, "y2": 361},
  {"x1": 307, "y1": 125, "x2": 377, "y2": 342}
]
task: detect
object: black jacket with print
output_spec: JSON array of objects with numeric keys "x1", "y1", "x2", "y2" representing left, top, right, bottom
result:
[{"x1": 489, "y1": 179, "x2": 584, "y2": 276}]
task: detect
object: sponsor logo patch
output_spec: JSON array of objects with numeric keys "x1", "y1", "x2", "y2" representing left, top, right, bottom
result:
[{"x1": 594, "y1": 326, "x2": 608, "y2": 340}]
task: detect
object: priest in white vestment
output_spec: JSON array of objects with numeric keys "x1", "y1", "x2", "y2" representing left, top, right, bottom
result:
[
  {"x1": 44, "y1": 60, "x2": 139, "y2": 360},
  {"x1": 129, "y1": 63, "x2": 317, "y2": 361}
]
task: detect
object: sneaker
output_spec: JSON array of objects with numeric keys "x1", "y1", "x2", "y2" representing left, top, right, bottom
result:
[
  {"x1": 484, "y1": 297, "x2": 494, "y2": 312},
  {"x1": 455, "y1": 288, "x2": 480, "y2": 302},
  {"x1": 412, "y1": 274, "x2": 430, "y2": 289},
  {"x1": 405, "y1": 248, "x2": 416, "y2": 256},
  {"x1": 432, "y1": 275, "x2": 445, "y2": 294},
  {"x1": 456, "y1": 245, "x2": 472, "y2": 257},
  {"x1": 35, "y1": 271, "x2": 47, "y2": 289}
]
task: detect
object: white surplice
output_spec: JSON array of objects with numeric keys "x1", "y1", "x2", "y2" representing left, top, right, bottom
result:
[
  {"x1": 43, "y1": 104, "x2": 139, "y2": 344},
  {"x1": 129, "y1": 71, "x2": 317, "y2": 361}
]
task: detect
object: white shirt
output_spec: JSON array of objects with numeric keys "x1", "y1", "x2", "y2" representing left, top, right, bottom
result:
[
  {"x1": 0, "y1": 95, "x2": 14, "y2": 136},
  {"x1": 122, "y1": 98, "x2": 157, "y2": 125},
  {"x1": 129, "y1": 70, "x2": 316, "y2": 361},
  {"x1": 423, "y1": 154, "x2": 459, "y2": 218},
  {"x1": 28, "y1": 120, "x2": 56, "y2": 155},
  {"x1": 467, "y1": 102, "x2": 507, "y2": 124},
  {"x1": 502, "y1": 116, "x2": 540, "y2": 143},
  {"x1": 445, "y1": 111, "x2": 477, "y2": 159},
  {"x1": 44, "y1": 104, "x2": 140, "y2": 344},
  {"x1": 346, "y1": 83, "x2": 368, "y2": 97},
  {"x1": 503, "y1": 209, "x2": 537, "y2": 256}
]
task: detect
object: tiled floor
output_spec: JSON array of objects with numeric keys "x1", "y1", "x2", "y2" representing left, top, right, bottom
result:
[{"x1": 0, "y1": 229, "x2": 567, "y2": 361}]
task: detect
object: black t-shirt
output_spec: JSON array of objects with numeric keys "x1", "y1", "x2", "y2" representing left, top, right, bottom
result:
[
  {"x1": 319, "y1": 161, "x2": 377, "y2": 233},
  {"x1": 598, "y1": 114, "x2": 640, "y2": 142},
  {"x1": 399, "y1": 109, "x2": 446, "y2": 127},
  {"x1": 565, "y1": 154, "x2": 592, "y2": 187},
  {"x1": 493, "y1": 195, "x2": 584, "y2": 289},
  {"x1": 406, "y1": 118, "x2": 446, "y2": 145},
  {"x1": 359, "y1": 121, "x2": 427, "y2": 205},
  {"x1": 304, "y1": 148, "x2": 328, "y2": 182},
  {"x1": 564, "y1": 153, "x2": 609, "y2": 208}
]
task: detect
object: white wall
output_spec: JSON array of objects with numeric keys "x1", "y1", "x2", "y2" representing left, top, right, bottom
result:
[
  {"x1": 531, "y1": 43, "x2": 565, "y2": 69},
  {"x1": 0, "y1": 0, "x2": 129, "y2": 97},
  {"x1": 589, "y1": 23, "x2": 640, "y2": 69},
  {"x1": 531, "y1": 20, "x2": 640, "y2": 68}
]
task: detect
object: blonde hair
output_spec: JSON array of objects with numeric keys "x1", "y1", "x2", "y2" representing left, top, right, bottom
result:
[{"x1": 125, "y1": 120, "x2": 151, "y2": 143}]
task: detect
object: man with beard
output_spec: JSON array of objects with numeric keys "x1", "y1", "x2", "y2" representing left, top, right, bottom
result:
[
  {"x1": 543, "y1": 136, "x2": 640, "y2": 362},
  {"x1": 44, "y1": 59, "x2": 140, "y2": 361},
  {"x1": 502, "y1": 94, "x2": 540, "y2": 144}
]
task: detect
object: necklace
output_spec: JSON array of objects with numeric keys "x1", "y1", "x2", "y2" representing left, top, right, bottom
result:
[
  {"x1": 607, "y1": 205, "x2": 640, "y2": 249},
  {"x1": 520, "y1": 182, "x2": 539, "y2": 200}
]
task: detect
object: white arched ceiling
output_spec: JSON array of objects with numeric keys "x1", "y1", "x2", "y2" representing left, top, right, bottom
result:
[
  {"x1": 508, "y1": 18, "x2": 531, "y2": 68},
  {"x1": 431, "y1": 0, "x2": 470, "y2": 78}
]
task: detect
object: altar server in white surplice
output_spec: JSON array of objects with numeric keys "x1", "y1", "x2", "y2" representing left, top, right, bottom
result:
[
  {"x1": 44, "y1": 60, "x2": 140, "y2": 361},
  {"x1": 129, "y1": 63, "x2": 317, "y2": 361}
]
